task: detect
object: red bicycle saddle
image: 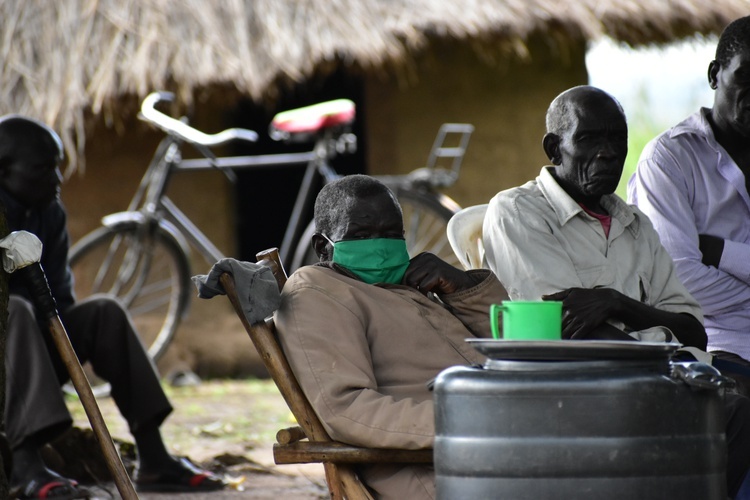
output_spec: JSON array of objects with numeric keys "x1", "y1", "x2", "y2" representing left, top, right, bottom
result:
[{"x1": 270, "y1": 99, "x2": 355, "y2": 138}]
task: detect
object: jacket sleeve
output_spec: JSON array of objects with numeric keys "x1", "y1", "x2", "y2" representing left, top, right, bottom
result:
[
  {"x1": 275, "y1": 283, "x2": 434, "y2": 449},
  {"x1": 440, "y1": 269, "x2": 508, "y2": 338}
]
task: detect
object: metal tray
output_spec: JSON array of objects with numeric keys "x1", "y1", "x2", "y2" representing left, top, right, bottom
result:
[{"x1": 466, "y1": 339, "x2": 680, "y2": 361}]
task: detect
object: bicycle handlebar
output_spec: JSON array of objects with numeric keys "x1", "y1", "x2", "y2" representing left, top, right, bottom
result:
[{"x1": 139, "y1": 91, "x2": 258, "y2": 147}]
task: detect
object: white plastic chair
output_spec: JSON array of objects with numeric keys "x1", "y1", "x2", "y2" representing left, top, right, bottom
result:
[{"x1": 447, "y1": 204, "x2": 488, "y2": 270}]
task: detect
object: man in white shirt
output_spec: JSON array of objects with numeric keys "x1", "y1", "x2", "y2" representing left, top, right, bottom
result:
[
  {"x1": 483, "y1": 84, "x2": 750, "y2": 499},
  {"x1": 483, "y1": 85, "x2": 705, "y2": 348}
]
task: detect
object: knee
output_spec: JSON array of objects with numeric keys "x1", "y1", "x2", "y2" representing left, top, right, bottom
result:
[
  {"x1": 80, "y1": 295, "x2": 129, "y2": 320},
  {"x1": 8, "y1": 295, "x2": 37, "y2": 323}
]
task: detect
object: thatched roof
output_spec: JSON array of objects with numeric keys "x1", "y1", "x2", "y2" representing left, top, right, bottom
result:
[{"x1": 2, "y1": 0, "x2": 748, "y2": 170}]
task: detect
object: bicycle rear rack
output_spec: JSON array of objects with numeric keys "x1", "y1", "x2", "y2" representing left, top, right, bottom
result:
[{"x1": 403, "y1": 123, "x2": 474, "y2": 190}]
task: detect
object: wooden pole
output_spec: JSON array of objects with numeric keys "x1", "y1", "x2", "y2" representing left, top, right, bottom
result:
[{"x1": 47, "y1": 316, "x2": 138, "y2": 499}]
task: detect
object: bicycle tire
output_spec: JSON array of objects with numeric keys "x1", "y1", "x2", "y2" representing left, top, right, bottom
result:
[
  {"x1": 289, "y1": 187, "x2": 460, "y2": 271},
  {"x1": 395, "y1": 187, "x2": 461, "y2": 267},
  {"x1": 69, "y1": 221, "x2": 192, "y2": 363}
]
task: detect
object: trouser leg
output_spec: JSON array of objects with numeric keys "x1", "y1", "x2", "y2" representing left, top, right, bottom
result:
[
  {"x1": 712, "y1": 350, "x2": 750, "y2": 398},
  {"x1": 53, "y1": 296, "x2": 173, "y2": 433},
  {"x1": 4, "y1": 296, "x2": 71, "y2": 449},
  {"x1": 725, "y1": 392, "x2": 750, "y2": 498}
]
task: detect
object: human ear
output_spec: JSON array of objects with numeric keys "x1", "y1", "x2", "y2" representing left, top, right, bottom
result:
[
  {"x1": 311, "y1": 233, "x2": 331, "y2": 262},
  {"x1": 542, "y1": 133, "x2": 561, "y2": 164},
  {"x1": 708, "y1": 60, "x2": 719, "y2": 90}
]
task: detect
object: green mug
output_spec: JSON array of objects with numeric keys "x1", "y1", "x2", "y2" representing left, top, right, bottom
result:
[{"x1": 490, "y1": 301, "x2": 563, "y2": 340}]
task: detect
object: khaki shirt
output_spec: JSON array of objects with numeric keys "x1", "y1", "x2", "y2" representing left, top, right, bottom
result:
[{"x1": 483, "y1": 166, "x2": 703, "y2": 333}]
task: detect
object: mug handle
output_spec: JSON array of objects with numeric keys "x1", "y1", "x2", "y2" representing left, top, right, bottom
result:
[{"x1": 490, "y1": 304, "x2": 504, "y2": 339}]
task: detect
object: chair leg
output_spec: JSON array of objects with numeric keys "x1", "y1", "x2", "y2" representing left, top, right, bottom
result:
[
  {"x1": 323, "y1": 463, "x2": 374, "y2": 500},
  {"x1": 324, "y1": 463, "x2": 345, "y2": 499}
]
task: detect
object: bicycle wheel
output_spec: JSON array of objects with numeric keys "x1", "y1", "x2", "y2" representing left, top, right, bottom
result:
[
  {"x1": 395, "y1": 187, "x2": 460, "y2": 267},
  {"x1": 69, "y1": 221, "x2": 192, "y2": 363},
  {"x1": 289, "y1": 187, "x2": 460, "y2": 271}
]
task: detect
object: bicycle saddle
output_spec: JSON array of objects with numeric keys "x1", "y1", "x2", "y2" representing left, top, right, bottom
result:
[{"x1": 270, "y1": 99, "x2": 355, "y2": 141}]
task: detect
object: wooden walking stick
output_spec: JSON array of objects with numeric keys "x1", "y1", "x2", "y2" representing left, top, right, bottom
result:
[{"x1": 0, "y1": 231, "x2": 138, "y2": 499}]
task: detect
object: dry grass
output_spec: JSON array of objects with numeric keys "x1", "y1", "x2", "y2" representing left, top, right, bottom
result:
[{"x1": 1, "y1": 0, "x2": 748, "y2": 170}]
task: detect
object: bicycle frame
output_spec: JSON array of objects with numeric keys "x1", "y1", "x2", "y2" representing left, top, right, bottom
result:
[
  {"x1": 70, "y1": 91, "x2": 474, "y2": 370},
  {"x1": 114, "y1": 131, "x2": 337, "y2": 271},
  {"x1": 101, "y1": 91, "x2": 472, "y2": 274}
]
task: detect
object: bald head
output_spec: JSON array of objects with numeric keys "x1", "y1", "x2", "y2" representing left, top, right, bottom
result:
[{"x1": 546, "y1": 86, "x2": 625, "y2": 138}]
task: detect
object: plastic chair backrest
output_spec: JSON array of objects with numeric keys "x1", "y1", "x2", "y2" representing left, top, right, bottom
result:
[{"x1": 447, "y1": 204, "x2": 488, "y2": 270}]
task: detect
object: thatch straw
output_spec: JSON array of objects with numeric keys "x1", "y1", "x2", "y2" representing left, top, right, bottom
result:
[{"x1": 1, "y1": 0, "x2": 747, "y2": 172}]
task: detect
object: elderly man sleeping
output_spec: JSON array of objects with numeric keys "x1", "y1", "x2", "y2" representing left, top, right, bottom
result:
[{"x1": 273, "y1": 174, "x2": 508, "y2": 499}]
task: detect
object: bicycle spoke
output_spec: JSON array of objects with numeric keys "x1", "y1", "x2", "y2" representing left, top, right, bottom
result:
[
  {"x1": 130, "y1": 294, "x2": 173, "y2": 315},
  {"x1": 397, "y1": 189, "x2": 460, "y2": 268},
  {"x1": 90, "y1": 233, "x2": 126, "y2": 294},
  {"x1": 69, "y1": 223, "x2": 190, "y2": 364}
]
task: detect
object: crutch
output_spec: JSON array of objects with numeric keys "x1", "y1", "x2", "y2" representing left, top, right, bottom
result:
[{"x1": 0, "y1": 231, "x2": 138, "y2": 499}]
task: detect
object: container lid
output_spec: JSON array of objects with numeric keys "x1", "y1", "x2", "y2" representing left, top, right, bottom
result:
[{"x1": 467, "y1": 339, "x2": 679, "y2": 362}]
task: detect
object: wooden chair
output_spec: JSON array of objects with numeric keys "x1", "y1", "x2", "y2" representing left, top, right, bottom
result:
[
  {"x1": 446, "y1": 204, "x2": 488, "y2": 270},
  {"x1": 219, "y1": 248, "x2": 433, "y2": 500}
]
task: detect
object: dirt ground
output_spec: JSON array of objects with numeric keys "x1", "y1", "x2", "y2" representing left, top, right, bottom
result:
[{"x1": 62, "y1": 379, "x2": 330, "y2": 499}]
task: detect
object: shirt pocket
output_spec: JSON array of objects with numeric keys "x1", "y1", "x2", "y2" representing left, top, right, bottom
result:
[{"x1": 575, "y1": 264, "x2": 615, "y2": 289}]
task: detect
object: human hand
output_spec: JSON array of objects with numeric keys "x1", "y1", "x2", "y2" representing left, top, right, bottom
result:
[
  {"x1": 542, "y1": 287, "x2": 620, "y2": 339},
  {"x1": 698, "y1": 234, "x2": 724, "y2": 268},
  {"x1": 403, "y1": 252, "x2": 475, "y2": 295}
]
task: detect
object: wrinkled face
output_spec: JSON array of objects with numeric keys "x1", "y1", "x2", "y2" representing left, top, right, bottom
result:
[
  {"x1": 0, "y1": 139, "x2": 63, "y2": 209},
  {"x1": 551, "y1": 93, "x2": 628, "y2": 201},
  {"x1": 711, "y1": 50, "x2": 750, "y2": 138}
]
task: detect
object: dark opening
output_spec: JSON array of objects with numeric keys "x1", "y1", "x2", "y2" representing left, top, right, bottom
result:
[{"x1": 225, "y1": 69, "x2": 366, "y2": 263}]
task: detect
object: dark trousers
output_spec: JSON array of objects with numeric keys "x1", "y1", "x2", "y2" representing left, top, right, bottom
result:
[
  {"x1": 5, "y1": 295, "x2": 172, "y2": 449},
  {"x1": 726, "y1": 391, "x2": 750, "y2": 498}
]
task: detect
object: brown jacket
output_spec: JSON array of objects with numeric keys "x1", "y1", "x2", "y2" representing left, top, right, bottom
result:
[{"x1": 275, "y1": 264, "x2": 507, "y2": 499}]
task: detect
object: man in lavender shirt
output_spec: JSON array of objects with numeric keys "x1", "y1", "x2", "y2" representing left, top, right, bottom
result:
[{"x1": 628, "y1": 16, "x2": 750, "y2": 379}]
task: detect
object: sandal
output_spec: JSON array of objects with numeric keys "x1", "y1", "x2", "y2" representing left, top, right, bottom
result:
[
  {"x1": 134, "y1": 457, "x2": 226, "y2": 492},
  {"x1": 10, "y1": 477, "x2": 92, "y2": 499}
]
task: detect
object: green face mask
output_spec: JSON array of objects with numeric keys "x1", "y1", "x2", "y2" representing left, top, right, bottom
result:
[{"x1": 329, "y1": 237, "x2": 410, "y2": 284}]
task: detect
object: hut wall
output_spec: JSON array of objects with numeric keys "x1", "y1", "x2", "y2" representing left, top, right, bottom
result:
[{"x1": 364, "y1": 35, "x2": 588, "y2": 207}]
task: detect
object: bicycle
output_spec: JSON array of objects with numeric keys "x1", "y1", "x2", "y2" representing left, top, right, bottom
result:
[{"x1": 69, "y1": 91, "x2": 474, "y2": 367}]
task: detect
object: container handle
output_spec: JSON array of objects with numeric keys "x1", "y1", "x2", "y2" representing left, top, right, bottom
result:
[
  {"x1": 671, "y1": 362, "x2": 734, "y2": 390},
  {"x1": 489, "y1": 304, "x2": 506, "y2": 340}
]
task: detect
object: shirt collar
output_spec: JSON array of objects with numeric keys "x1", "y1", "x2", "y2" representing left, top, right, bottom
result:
[
  {"x1": 670, "y1": 108, "x2": 718, "y2": 146},
  {"x1": 537, "y1": 166, "x2": 640, "y2": 238}
]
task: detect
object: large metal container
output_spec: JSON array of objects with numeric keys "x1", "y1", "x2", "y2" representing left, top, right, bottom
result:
[{"x1": 434, "y1": 340, "x2": 728, "y2": 500}]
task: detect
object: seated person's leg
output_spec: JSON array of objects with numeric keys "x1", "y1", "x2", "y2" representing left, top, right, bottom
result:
[
  {"x1": 59, "y1": 296, "x2": 224, "y2": 492},
  {"x1": 58, "y1": 295, "x2": 172, "y2": 432},
  {"x1": 711, "y1": 350, "x2": 750, "y2": 398},
  {"x1": 6, "y1": 296, "x2": 90, "y2": 498},
  {"x1": 725, "y1": 392, "x2": 750, "y2": 498}
]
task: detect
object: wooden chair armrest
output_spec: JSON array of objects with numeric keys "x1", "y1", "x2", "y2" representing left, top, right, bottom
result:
[
  {"x1": 276, "y1": 426, "x2": 307, "y2": 445},
  {"x1": 273, "y1": 441, "x2": 433, "y2": 465}
]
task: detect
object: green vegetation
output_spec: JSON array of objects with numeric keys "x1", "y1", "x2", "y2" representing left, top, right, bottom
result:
[
  {"x1": 614, "y1": 85, "x2": 673, "y2": 201},
  {"x1": 615, "y1": 118, "x2": 665, "y2": 200}
]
